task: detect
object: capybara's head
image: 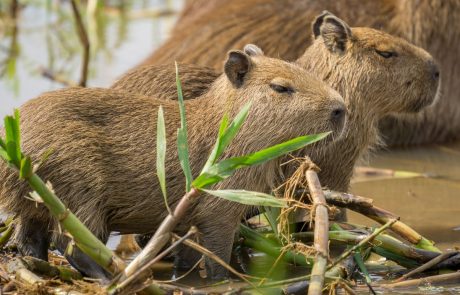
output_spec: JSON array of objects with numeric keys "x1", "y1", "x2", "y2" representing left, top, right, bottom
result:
[
  {"x1": 299, "y1": 11, "x2": 440, "y2": 115},
  {"x1": 218, "y1": 44, "x2": 347, "y2": 145}
]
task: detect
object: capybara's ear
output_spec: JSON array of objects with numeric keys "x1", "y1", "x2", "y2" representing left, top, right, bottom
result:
[
  {"x1": 224, "y1": 50, "x2": 252, "y2": 88},
  {"x1": 312, "y1": 11, "x2": 352, "y2": 53},
  {"x1": 243, "y1": 44, "x2": 264, "y2": 56},
  {"x1": 312, "y1": 10, "x2": 331, "y2": 38}
]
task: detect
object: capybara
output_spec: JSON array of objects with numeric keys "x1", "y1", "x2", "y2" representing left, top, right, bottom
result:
[
  {"x1": 0, "y1": 45, "x2": 346, "y2": 279},
  {"x1": 139, "y1": 0, "x2": 458, "y2": 146},
  {"x1": 114, "y1": 12, "x2": 440, "y2": 194}
]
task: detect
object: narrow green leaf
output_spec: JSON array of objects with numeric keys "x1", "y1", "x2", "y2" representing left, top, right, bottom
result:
[
  {"x1": 175, "y1": 62, "x2": 193, "y2": 192},
  {"x1": 201, "y1": 114, "x2": 228, "y2": 173},
  {"x1": 13, "y1": 109, "x2": 21, "y2": 162},
  {"x1": 353, "y1": 252, "x2": 372, "y2": 285},
  {"x1": 202, "y1": 189, "x2": 286, "y2": 207},
  {"x1": 218, "y1": 101, "x2": 251, "y2": 156},
  {"x1": 193, "y1": 132, "x2": 330, "y2": 188},
  {"x1": 19, "y1": 156, "x2": 32, "y2": 179},
  {"x1": 202, "y1": 101, "x2": 252, "y2": 174},
  {"x1": 156, "y1": 106, "x2": 170, "y2": 213},
  {"x1": 263, "y1": 206, "x2": 281, "y2": 237}
]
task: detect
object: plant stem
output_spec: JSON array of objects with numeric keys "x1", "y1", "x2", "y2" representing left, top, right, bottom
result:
[
  {"x1": 109, "y1": 228, "x2": 198, "y2": 294},
  {"x1": 319, "y1": 190, "x2": 440, "y2": 252},
  {"x1": 328, "y1": 219, "x2": 398, "y2": 270},
  {"x1": 394, "y1": 251, "x2": 459, "y2": 282},
  {"x1": 305, "y1": 160, "x2": 329, "y2": 295},
  {"x1": 382, "y1": 271, "x2": 460, "y2": 289},
  {"x1": 113, "y1": 188, "x2": 201, "y2": 291}
]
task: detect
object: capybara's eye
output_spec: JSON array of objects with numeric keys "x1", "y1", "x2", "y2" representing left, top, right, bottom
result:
[
  {"x1": 375, "y1": 49, "x2": 398, "y2": 58},
  {"x1": 270, "y1": 83, "x2": 294, "y2": 94}
]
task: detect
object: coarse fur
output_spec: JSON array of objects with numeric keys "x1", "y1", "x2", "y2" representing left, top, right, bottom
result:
[
  {"x1": 0, "y1": 49, "x2": 346, "y2": 279},
  {"x1": 115, "y1": 13, "x2": 440, "y2": 193},
  {"x1": 139, "y1": 0, "x2": 459, "y2": 146}
]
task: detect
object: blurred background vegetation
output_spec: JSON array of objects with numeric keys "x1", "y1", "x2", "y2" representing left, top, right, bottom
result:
[{"x1": 0, "y1": 0, "x2": 182, "y2": 118}]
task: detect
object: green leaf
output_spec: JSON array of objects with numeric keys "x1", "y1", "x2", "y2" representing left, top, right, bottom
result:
[
  {"x1": 156, "y1": 106, "x2": 170, "y2": 213},
  {"x1": 193, "y1": 132, "x2": 330, "y2": 188},
  {"x1": 202, "y1": 189, "x2": 286, "y2": 207},
  {"x1": 202, "y1": 101, "x2": 252, "y2": 174},
  {"x1": 175, "y1": 62, "x2": 193, "y2": 192},
  {"x1": 3, "y1": 110, "x2": 21, "y2": 165},
  {"x1": 19, "y1": 156, "x2": 32, "y2": 179},
  {"x1": 263, "y1": 206, "x2": 281, "y2": 237}
]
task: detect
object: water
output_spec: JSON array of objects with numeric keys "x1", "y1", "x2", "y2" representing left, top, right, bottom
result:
[
  {"x1": 350, "y1": 141, "x2": 460, "y2": 251},
  {"x1": 0, "y1": 0, "x2": 182, "y2": 118}
]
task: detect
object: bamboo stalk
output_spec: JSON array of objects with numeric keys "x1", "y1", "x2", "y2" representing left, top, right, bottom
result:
[
  {"x1": 111, "y1": 188, "x2": 201, "y2": 292},
  {"x1": 22, "y1": 256, "x2": 83, "y2": 282},
  {"x1": 110, "y1": 228, "x2": 197, "y2": 294},
  {"x1": 305, "y1": 160, "x2": 329, "y2": 295},
  {"x1": 382, "y1": 271, "x2": 460, "y2": 289},
  {"x1": 328, "y1": 219, "x2": 398, "y2": 270},
  {"x1": 317, "y1": 190, "x2": 440, "y2": 252},
  {"x1": 394, "y1": 251, "x2": 459, "y2": 282},
  {"x1": 287, "y1": 230, "x2": 437, "y2": 267},
  {"x1": 177, "y1": 234, "x2": 258, "y2": 284},
  {"x1": 7, "y1": 168, "x2": 163, "y2": 294}
]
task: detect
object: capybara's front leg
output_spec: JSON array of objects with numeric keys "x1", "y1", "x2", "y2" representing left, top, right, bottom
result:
[
  {"x1": 13, "y1": 217, "x2": 50, "y2": 261},
  {"x1": 197, "y1": 217, "x2": 240, "y2": 280}
]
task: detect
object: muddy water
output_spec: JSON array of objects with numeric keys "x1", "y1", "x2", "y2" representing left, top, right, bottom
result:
[{"x1": 350, "y1": 141, "x2": 460, "y2": 251}]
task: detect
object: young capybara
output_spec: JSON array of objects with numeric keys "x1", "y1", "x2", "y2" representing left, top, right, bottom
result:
[
  {"x1": 113, "y1": 12, "x2": 440, "y2": 194},
  {"x1": 139, "y1": 0, "x2": 458, "y2": 146},
  {"x1": 0, "y1": 45, "x2": 347, "y2": 279}
]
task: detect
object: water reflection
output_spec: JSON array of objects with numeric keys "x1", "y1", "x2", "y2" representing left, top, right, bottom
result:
[
  {"x1": 0, "y1": 0, "x2": 182, "y2": 118},
  {"x1": 350, "y1": 141, "x2": 460, "y2": 250}
]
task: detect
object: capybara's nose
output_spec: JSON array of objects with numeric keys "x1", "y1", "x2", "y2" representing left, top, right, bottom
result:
[
  {"x1": 330, "y1": 105, "x2": 346, "y2": 131},
  {"x1": 428, "y1": 59, "x2": 440, "y2": 81}
]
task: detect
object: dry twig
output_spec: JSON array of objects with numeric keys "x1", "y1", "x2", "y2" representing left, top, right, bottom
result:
[{"x1": 70, "y1": 0, "x2": 90, "y2": 87}]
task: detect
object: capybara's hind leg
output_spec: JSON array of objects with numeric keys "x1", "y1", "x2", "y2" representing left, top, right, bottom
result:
[
  {"x1": 54, "y1": 234, "x2": 112, "y2": 281},
  {"x1": 13, "y1": 218, "x2": 50, "y2": 261}
]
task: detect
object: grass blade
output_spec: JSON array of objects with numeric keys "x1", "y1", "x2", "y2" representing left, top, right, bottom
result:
[
  {"x1": 202, "y1": 101, "x2": 252, "y2": 173},
  {"x1": 175, "y1": 62, "x2": 193, "y2": 191},
  {"x1": 202, "y1": 189, "x2": 286, "y2": 207},
  {"x1": 3, "y1": 110, "x2": 21, "y2": 165},
  {"x1": 193, "y1": 132, "x2": 330, "y2": 188},
  {"x1": 156, "y1": 106, "x2": 170, "y2": 213}
]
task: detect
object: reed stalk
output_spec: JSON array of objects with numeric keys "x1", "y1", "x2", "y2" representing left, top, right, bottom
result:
[{"x1": 305, "y1": 159, "x2": 329, "y2": 295}]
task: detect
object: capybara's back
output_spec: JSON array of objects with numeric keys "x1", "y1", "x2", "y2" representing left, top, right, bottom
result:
[{"x1": 140, "y1": 0, "x2": 459, "y2": 146}]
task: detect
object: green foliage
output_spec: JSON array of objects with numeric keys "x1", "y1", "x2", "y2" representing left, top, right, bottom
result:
[
  {"x1": 201, "y1": 101, "x2": 251, "y2": 173},
  {"x1": 175, "y1": 62, "x2": 193, "y2": 192},
  {"x1": 156, "y1": 106, "x2": 170, "y2": 213},
  {"x1": 202, "y1": 189, "x2": 286, "y2": 207},
  {"x1": 2, "y1": 109, "x2": 22, "y2": 166},
  {"x1": 193, "y1": 132, "x2": 331, "y2": 189}
]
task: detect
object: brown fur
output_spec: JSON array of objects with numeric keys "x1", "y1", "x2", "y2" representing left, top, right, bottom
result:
[
  {"x1": 115, "y1": 14, "x2": 439, "y2": 193},
  {"x1": 0, "y1": 51, "x2": 345, "y2": 279},
  {"x1": 139, "y1": 0, "x2": 459, "y2": 146}
]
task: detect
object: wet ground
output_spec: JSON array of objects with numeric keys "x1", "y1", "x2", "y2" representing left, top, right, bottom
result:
[{"x1": 0, "y1": 0, "x2": 459, "y2": 293}]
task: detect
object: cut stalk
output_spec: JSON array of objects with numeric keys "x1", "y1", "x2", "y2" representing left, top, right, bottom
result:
[{"x1": 305, "y1": 160, "x2": 329, "y2": 295}]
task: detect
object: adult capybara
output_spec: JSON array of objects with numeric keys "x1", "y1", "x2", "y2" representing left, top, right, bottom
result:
[
  {"x1": 0, "y1": 46, "x2": 346, "y2": 279},
  {"x1": 114, "y1": 12, "x2": 440, "y2": 194},
  {"x1": 139, "y1": 0, "x2": 458, "y2": 146}
]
